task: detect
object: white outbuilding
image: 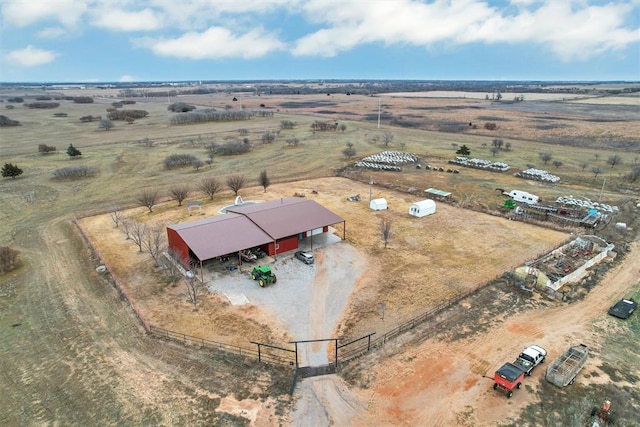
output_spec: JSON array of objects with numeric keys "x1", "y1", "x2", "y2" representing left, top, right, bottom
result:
[
  {"x1": 370, "y1": 198, "x2": 388, "y2": 211},
  {"x1": 409, "y1": 199, "x2": 436, "y2": 217}
]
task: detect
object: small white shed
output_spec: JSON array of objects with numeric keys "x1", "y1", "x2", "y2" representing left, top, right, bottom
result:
[
  {"x1": 370, "y1": 198, "x2": 388, "y2": 211},
  {"x1": 409, "y1": 199, "x2": 436, "y2": 217}
]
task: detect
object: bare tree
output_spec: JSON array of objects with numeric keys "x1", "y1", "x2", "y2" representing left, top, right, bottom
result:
[
  {"x1": 607, "y1": 154, "x2": 623, "y2": 168},
  {"x1": 169, "y1": 185, "x2": 190, "y2": 206},
  {"x1": 505, "y1": 142, "x2": 512, "y2": 151},
  {"x1": 164, "y1": 248, "x2": 182, "y2": 282},
  {"x1": 342, "y1": 143, "x2": 357, "y2": 160},
  {"x1": 490, "y1": 146, "x2": 500, "y2": 157},
  {"x1": 226, "y1": 174, "x2": 246, "y2": 196},
  {"x1": 142, "y1": 225, "x2": 166, "y2": 267},
  {"x1": 99, "y1": 119, "x2": 114, "y2": 131},
  {"x1": 552, "y1": 160, "x2": 563, "y2": 169},
  {"x1": 121, "y1": 218, "x2": 132, "y2": 240},
  {"x1": 192, "y1": 159, "x2": 204, "y2": 170},
  {"x1": 184, "y1": 271, "x2": 202, "y2": 309},
  {"x1": 539, "y1": 152, "x2": 553, "y2": 165},
  {"x1": 492, "y1": 138, "x2": 504, "y2": 149},
  {"x1": 259, "y1": 170, "x2": 270, "y2": 193},
  {"x1": 238, "y1": 128, "x2": 249, "y2": 136},
  {"x1": 591, "y1": 166, "x2": 603, "y2": 178},
  {"x1": 198, "y1": 176, "x2": 221, "y2": 200},
  {"x1": 137, "y1": 189, "x2": 159, "y2": 213},
  {"x1": 382, "y1": 132, "x2": 394, "y2": 147},
  {"x1": 109, "y1": 204, "x2": 123, "y2": 228},
  {"x1": 581, "y1": 162, "x2": 589, "y2": 172},
  {"x1": 380, "y1": 218, "x2": 392, "y2": 249},
  {"x1": 626, "y1": 164, "x2": 640, "y2": 183},
  {"x1": 129, "y1": 220, "x2": 146, "y2": 252}
]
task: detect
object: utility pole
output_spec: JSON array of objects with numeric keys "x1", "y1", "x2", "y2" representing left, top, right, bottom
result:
[
  {"x1": 599, "y1": 177, "x2": 606, "y2": 202},
  {"x1": 369, "y1": 177, "x2": 373, "y2": 202}
]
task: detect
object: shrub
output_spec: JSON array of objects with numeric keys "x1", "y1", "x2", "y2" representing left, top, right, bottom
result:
[
  {"x1": 73, "y1": 96, "x2": 94, "y2": 104},
  {"x1": 111, "y1": 102, "x2": 123, "y2": 108},
  {"x1": 163, "y1": 154, "x2": 198, "y2": 169},
  {"x1": 0, "y1": 115, "x2": 20, "y2": 126},
  {"x1": 0, "y1": 246, "x2": 20, "y2": 273},
  {"x1": 5, "y1": 105, "x2": 14, "y2": 110},
  {"x1": 35, "y1": 95, "x2": 52, "y2": 100},
  {"x1": 52, "y1": 165, "x2": 97, "y2": 179},
  {"x1": 39, "y1": 144, "x2": 57, "y2": 154},
  {"x1": 215, "y1": 141, "x2": 251, "y2": 155},
  {"x1": 53, "y1": 113, "x2": 68, "y2": 117},
  {"x1": 121, "y1": 100, "x2": 136, "y2": 105},
  {"x1": 168, "y1": 102, "x2": 196, "y2": 112},
  {"x1": 7, "y1": 97, "x2": 24, "y2": 103},
  {"x1": 107, "y1": 109, "x2": 149, "y2": 121},
  {"x1": 25, "y1": 102, "x2": 60, "y2": 109},
  {"x1": 80, "y1": 115, "x2": 101, "y2": 122},
  {"x1": 484, "y1": 122, "x2": 498, "y2": 130}
]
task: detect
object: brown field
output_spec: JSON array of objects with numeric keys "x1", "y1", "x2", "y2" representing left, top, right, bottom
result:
[{"x1": 1, "y1": 85, "x2": 639, "y2": 426}]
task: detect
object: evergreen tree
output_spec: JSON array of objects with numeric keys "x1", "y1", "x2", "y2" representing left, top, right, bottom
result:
[
  {"x1": 1, "y1": 163, "x2": 23, "y2": 179},
  {"x1": 67, "y1": 144, "x2": 82, "y2": 157},
  {"x1": 456, "y1": 145, "x2": 471, "y2": 156}
]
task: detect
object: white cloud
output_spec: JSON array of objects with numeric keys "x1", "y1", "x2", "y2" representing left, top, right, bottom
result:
[
  {"x1": 120, "y1": 74, "x2": 136, "y2": 82},
  {"x1": 141, "y1": 27, "x2": 286, "y2": 59},
  {"x1": 5, "y1": 45, "x2": 58, "y2": 66},
  {"x1": 1, "y1": 0, "x2": 87, "y2": 27},
  {"x1": 92, "y1": 8, "x2": 163, "y2": 31},
  {"x1": 147, "y1": 0, "x2": 299, "y2": 30},
  {"x1": 37, "y1": 27, "x2": 68, "y2": 39},
  {"x1": 292, "y1": 0, "x2": 640, "y2": 61}
]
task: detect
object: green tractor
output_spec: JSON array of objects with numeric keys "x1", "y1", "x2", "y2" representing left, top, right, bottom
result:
[{"x1": 251, "y1": 265, "x2": 277, "y2": 287}]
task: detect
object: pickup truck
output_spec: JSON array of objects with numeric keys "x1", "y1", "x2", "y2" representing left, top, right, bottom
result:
[{"x1": 513, "y1": 345, "x2": 547, "y2": 376}]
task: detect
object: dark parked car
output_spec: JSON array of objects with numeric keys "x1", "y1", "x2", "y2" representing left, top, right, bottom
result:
[
  {"x1": 294, "y1": 250, "x2": 315, "y2": 264},
  {"x1": 608, "y1": 298, "x2": 637, "y2": 319}
]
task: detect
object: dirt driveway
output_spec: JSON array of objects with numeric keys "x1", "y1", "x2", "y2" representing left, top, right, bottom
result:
[
  {"x1": 207, "y1": 233, "x2": 367, "y2": 366},
  {"x1": 290, "y1": 241, "x2": 640, "y2": 426}
]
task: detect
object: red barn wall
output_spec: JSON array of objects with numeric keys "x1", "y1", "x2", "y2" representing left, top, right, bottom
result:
[
  {"x1": 265, "y1": 235, "x2": 299, "y2": 256},
  {"x1": 167, "y1": 228, "x2": 190, "y2": 267}
]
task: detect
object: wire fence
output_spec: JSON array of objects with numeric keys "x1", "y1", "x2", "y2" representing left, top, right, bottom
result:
[
  {"x1": 74, "y1": 206, "x2": 570, "y2": 374},
  {"x1": 150, "y1": 326, "x2": 295, "y2": 366}
]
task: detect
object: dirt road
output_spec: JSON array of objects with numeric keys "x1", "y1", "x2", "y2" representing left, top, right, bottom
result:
[{"x1": 290, "y1": 242, "x2": 639, "y2": 426}]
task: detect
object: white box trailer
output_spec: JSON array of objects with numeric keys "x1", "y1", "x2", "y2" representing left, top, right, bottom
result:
[
  {"x1": 370, "y1": 198, "x2": 388, "y2": 210},
  {"x1": 508, "y1": 190, "x2": 539, "y2": 205}
]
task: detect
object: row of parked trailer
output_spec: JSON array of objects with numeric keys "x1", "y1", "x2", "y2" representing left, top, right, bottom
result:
[{"x1": 493, "y1": 344, "x2": 589, "y2": 398}]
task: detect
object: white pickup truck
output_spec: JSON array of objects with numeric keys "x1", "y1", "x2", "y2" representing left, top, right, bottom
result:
[{"x1": 513, "y1": 345, "x2": 547, "y2": 376}]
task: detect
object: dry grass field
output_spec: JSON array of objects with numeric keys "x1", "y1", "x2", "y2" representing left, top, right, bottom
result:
[
  {"x1": 77, "y1": 176, "x2": 568, "y2": 347},
  {"x1": 1, "y1": 85, "x2": 639, "y2": 426}
]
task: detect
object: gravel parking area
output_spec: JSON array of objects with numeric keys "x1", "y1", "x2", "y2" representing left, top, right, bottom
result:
[{"x1": 206, "y1": 232, "x2": 367, "y2": 366}]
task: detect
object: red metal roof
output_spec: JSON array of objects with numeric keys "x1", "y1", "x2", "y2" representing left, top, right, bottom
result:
[
  {"x1": 227, "y1": 198, "x2": 344, "y2": 240},
  {"x1": 168, "y1": 198, "x2": 344, "y2": 261},
  {"x1": 167, "y1": 214, "x2": 273, "y2": 261}
]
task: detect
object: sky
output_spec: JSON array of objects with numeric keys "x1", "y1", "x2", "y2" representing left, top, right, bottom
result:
[{"x1": 1, "y1": 0, "x2": 639, "y2": 83}]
